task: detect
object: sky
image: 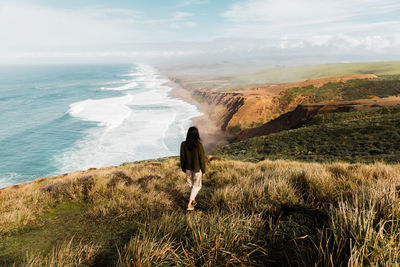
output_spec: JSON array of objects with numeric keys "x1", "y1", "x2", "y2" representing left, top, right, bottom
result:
[{"x1": 0, "y1": 0, "x2": 400, "y2": 64}]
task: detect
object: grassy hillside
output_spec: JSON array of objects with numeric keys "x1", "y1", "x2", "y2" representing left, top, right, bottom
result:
[
  {"x1": 214, "y1": 105, "x2": 400, "y2": 164},
  {"x1": 1, "y1": 157, "x2": 400, "y2": 266},
  {"x1": 232, "y1": 61, "x2": 400, "y2": 84},
  {"x1": 270, "y1": 75, "x2": 400, "y2": 115}
]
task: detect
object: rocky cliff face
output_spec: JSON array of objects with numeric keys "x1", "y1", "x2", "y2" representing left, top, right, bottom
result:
[
  {"x1": 193, "y1": 89, "x2": 280, "y2": 134},
  {"x1": 236, "y1": 103, "x2": 356, "y2": 141},
  {"x1": 192, "y1": 90, "x2": 245, "y2": 132}
]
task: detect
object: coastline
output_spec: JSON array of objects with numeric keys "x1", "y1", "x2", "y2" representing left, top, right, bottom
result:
[{"x1": 166, "y1": 79, "x2": 228, "y2": 153}]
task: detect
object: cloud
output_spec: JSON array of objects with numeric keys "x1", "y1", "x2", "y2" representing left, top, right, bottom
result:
[
  {"x1": 85, "y1": 7, "x2": 142, "y2": 19},
  {"x1": 1, "y1": 1, "x2": 399, "y2": 64},
  {"x1": 278, "y1": 36, "x2": 305, "y2": 49},
  {"x1": 178, "y1": 0, "x2": 209, "y2": 7},
  {"x1": 168, "y1": 12, "x2": 196, "y2": 29},
  {"x1": 0, "y1": 3, "x2": 199, "y2": 58},
  {"x1": 289, "y1": 34, "x2": 393, "y2": 51},
  {"x1": 0, "y1": 3, "x2": 205, "y2": 63},
  {"x1": 218, "y1": 0, "x2": 400, "y2": 55},
  {"x1": 170, "y1": 21, "x2": 197, "y2": 29},
  {"x1": 172, "y1": 11, "x2": 194, "y2": 20},
  {"x1": 0, "y1": 3, "x2": 145, "y2": 51},
  {"x1": 221, "y1": 0, "x2": 400, "y2": 38}
]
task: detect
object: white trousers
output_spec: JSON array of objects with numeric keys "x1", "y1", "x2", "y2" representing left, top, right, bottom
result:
[{"x1": 186, "y1": 170, "x2": 202, "y2": 200}]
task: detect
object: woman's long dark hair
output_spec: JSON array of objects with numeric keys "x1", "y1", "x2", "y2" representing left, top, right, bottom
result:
[{"x1": 186, "y1": 126, "x2": 201, "y2": 150}]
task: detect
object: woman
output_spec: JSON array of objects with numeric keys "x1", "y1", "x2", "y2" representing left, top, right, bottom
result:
[{"x1": 180, "y1": 126, "x2": 206, "y2": 211}]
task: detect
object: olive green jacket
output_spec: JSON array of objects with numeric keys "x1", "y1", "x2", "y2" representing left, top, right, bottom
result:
[{"x1": 180, "y1": 141, "x2": 206, "y2": 173}]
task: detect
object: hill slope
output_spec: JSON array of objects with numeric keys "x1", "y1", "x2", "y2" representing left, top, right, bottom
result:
[
  {"x1": 213, "y1": 105, "x2": 400, "y2": 163},
  {"x1": 1, "y1": 157, "x2": 400, "y2": 266}
]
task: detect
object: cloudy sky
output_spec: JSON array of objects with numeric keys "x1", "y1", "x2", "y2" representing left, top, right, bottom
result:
[{"x1": 0, "y1": 0, "x2": 399, "y2": 63}]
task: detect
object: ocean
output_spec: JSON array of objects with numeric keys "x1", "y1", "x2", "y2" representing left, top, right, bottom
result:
[{"x1": 0, "y1": 64, "x2": 202, "y2": 188}]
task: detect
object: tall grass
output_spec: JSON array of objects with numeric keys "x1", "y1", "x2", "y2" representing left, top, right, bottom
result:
[
  {"x1": 1, "y1": 157, "x2": 400, "y2": 266},
  {"x1": 22, "y1": 237, "x2": 100, "y2": 267}
]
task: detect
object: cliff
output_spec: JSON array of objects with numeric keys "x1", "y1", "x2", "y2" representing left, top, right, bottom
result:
[
  {"x1": 190, "y1": 74, "x2": 380, "y2": 135},
  {"x1": 236, "y1": 96, "x2": 400, "y2": 140},
  {"x1": 192, "y1": 90, "x2": 245, "y2": 132},
  {"x1": 236, "y1": 103, "x2": 356, "y2": 140}
]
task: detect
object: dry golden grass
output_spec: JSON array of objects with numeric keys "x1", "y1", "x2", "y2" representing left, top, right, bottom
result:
[
  {"x1": 22, "y1": 237, "x2": 101, "y2": 267},
  {"x1": 1, "y1": 157, "x2": 400, "y2": 266}
]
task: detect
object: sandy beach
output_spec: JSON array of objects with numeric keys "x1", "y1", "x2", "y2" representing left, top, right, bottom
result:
[{"x1": 167, "y1": 80, "x2": 228, "y2": 153}]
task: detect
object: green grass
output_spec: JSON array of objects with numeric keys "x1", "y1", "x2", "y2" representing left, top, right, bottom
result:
[
  {"x1": 229, "y1": 123, "x2": 242, "y2": 134},
  {"x1": 341, "y1": 78, "x2": 400, "y2": 100},
  {"x1": 213, "y1": 105, "x2": 400, "y2": 164},
  {"x1": 299, "y1": 105, "x2": 400, "y2": 127}
]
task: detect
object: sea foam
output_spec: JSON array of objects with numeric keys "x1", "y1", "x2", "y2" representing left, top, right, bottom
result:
[
  {"x1": 57, "y1": 64, "x2": 202, "y2": 174},
  {"x1": 102, "y1": 81, "x2": 139, "y2": 91},
  {"x1": 0, "y1": 172, "x2": 35, "y2": 188},
  {"x1": 69, "y1": 94, "x2": 134, "y2": 129}
]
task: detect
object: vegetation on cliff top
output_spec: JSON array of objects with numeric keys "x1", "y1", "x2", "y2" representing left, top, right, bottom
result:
[
  {"x1": 1, "y1": 157, "x2": 400, "y2": 266},
  {"x1": 271, "y1": 75, "x2": 400, "y2": 116},
  {"x1": 214, "y1": 105, "x2": 400, "y2": 164}
]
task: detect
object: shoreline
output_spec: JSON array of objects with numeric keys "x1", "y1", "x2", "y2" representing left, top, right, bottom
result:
[{"x1": 166, "y1": 79, "x2": 229, "y2": 153}]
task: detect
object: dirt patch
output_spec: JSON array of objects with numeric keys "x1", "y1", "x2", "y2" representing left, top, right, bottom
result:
[
  {"x1": 275, "y1": 204, "x2": 329, "y2": 236},
  {"x1": 163, "y1": 188, "x2": 187, "y2": 210},
  {"x1": 107, "y1": 171, "x2": 133, "y2": 188},
  {"x1": 208, "y1": 156, "x2": 225, "y2": 162},
  {"x1": 137, "y1": 174, "x2": 161, "y2": 185},
  {"x1": 145, "y1": 162, "x2": 162, "y2": 167},
  {"x1": 39, "y1": 181, "x2": 71, "y2": 194}
]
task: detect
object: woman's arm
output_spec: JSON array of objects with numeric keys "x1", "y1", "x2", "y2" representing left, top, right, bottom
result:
[
  {"x1": 180, "y1": 142, "x2": 186, "y2": 172},
  {"x1": 199, "y1": 143, "x2": 206, "y2": 174}
]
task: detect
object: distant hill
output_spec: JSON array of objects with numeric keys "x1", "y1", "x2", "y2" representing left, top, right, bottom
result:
[
  {"x1": 231, "y1": 61, "x2": 400, "y2": 84},
  {"x1": 165, "y1": 61, "x2": 400, "y2": 90}
]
